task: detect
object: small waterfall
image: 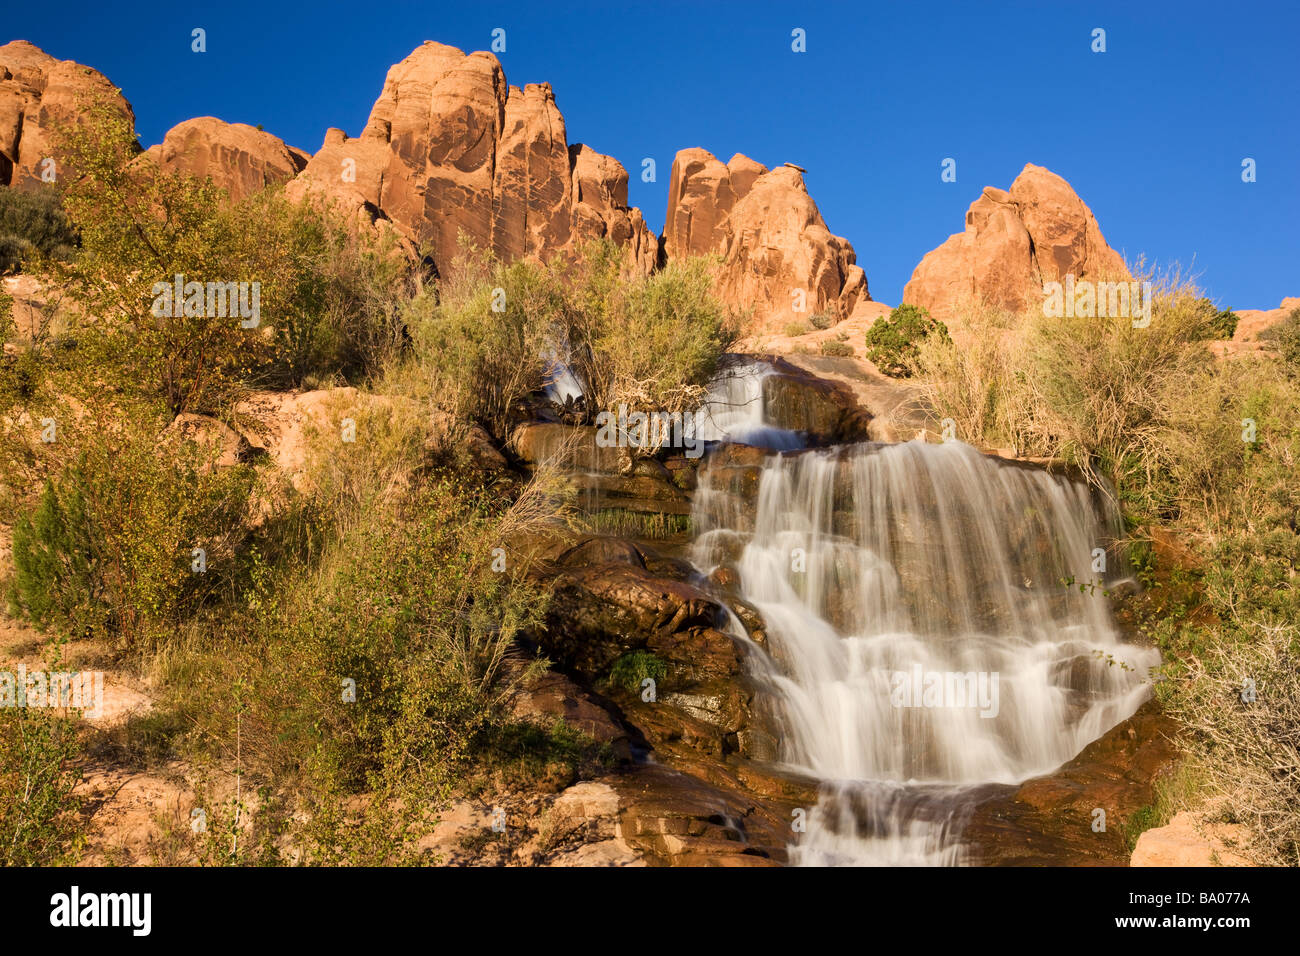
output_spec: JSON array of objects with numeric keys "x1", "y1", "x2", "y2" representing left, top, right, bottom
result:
[
  {"x1": 689, "y1": 361, "x2": 804, "y2": 450},
  {"x1": 691, "y1": 439, "x2": 1159, "y2": 865}
]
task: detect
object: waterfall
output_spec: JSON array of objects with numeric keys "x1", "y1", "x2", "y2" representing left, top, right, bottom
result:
[
  {"x1": 689, "y1": 360, "x2": 804, "y2": 450},
  {"x1": 690, "y1": 439, "x2": 1159, "y2": 865}
]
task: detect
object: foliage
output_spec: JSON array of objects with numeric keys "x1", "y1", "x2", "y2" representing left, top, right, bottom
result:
[
  {"x1": 0, "y1": 708, "x2": 84, "y2": 865},
  {"x1": 1260, "y1": 307, "x2": 1300, "y2": 375},
  {"x1": 608, "y1": 651, "x2": 668, "y2": 695},
  {"x1": 8, "y1": 408, "x2": 257, "y2": 646},
  {"x1": 865, "y1": 303, "x2": 951, "y2": 377},
  {"x1": 0, "y1": 186, "x2": 79, "y2": 274},
  {"x1": 51, "y1": 93, "x2": 413, "y2": 417},
  {"x1": 567, "y1": 246, "x2": 739, "y2": 426}
]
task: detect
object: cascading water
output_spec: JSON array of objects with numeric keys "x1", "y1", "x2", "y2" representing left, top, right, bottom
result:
[
  {"x1": 689, "y1": 361, "x2": 804, "y2": 450},
  {"x1": 690, "y1": 439, "x2": 1159, "y2": 866}
]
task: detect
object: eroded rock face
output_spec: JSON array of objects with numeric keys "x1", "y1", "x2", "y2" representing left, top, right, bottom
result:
[
  {"x1": 289, "y1": 41, "x2": 654, "y2": 277},
  {"x1": 662, "y1": 148, "x2": 868, "y2": 332},
  {"x1": 903, "y1": 163, "x2": 1129, "y2": 324},
  {"x1": 0, "y1": 40, "x2": 135, "y2": 187},
  {"x1": 139, "y1": 117, "x2": 308, "y2": 201}
]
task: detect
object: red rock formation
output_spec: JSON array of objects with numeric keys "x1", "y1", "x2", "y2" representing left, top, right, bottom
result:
[
  {"x1": 662, "y1": 148, "x2": 867, "y2": 332},
  {"x1": 139, "y1": 117, "x2": 308, "y2": 201},
  {"x1": 0, "y1": 40, "x2": 135, "y2": 187},
  {"x1": 903, "y1": 163, "x2": 1129, "y2": 322},
  {"x1": 1233, "y1": 296, "x2": 1300, "y2": 342},
  {"x1": 289, "y1": 41, "x2": 655, "y2": 277}
]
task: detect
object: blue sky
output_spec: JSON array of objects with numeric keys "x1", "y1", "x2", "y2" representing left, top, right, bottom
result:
[{"x1": 7, "y1": 0, "x2": 1297, "y2": 309}]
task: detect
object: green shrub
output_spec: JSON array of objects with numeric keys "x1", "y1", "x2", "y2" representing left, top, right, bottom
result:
[
  {"x1": 808, "y1": 311, "x2": 835, "y2": 331},
  {"x1": 0, "y1": 186, "x2": 78, "y2": 274},
  {"x1": 404, "y1": 243, "x2": 561, "y2": 441},
  {"x1": 1193, "y1": 297, "x2": 1239, "y2": 340},
  {"x1": 608, "y1": 651, "x2": 667, "y2": 694},
  {"x1": 0, "y1": 708, "x2": 84, "y2": 865},
  {"x1": 784, "y1": 322, "x2": 811, "y2": 337},
  {"x1": 9, "y1": 411, "x2": 257, "y2": 645},
  {"x1": 154, "y1": 457, "x2": 560, "y2": 862},
  {"x1": 865, "y1": 304, "x2": 951, "y2": 377},
  {"x1": 53, "y1": 95, "x2": 414, "y2": 416},
  {"x1": 408, "y1": 240, "x2": 737, "y2": 446},
  {"x1": 571, "y1": 250, "x2": 738, "y2": 424}
]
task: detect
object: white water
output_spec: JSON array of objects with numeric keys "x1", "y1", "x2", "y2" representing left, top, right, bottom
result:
[
  {"x1": 691, "y1": 439, "x2": 1159, "y2": 866},
  {"x1": 689, "y1": 361, "x2": 804, "y2": 450}
]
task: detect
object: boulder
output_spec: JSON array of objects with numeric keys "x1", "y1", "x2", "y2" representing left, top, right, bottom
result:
[
  {"x1": 0, "y1": 40, "x2": 135, "y2": 187},
  {"x1": 903, "y1": 163, "x2": 1129, "y2": 326},
  {"x1": 139, "y1": 117, "x2": 308, "y2": 201},
  {"x1": 757, "y1": 355, "x2": 874, "y2": 443},
  {"x1": 1130, "y1": 811, "x2": 1252, "y2": 867},
  {"x1": 544, "y1": 564, "x2": 725, "y2": 676},
  {"x1": 662, "y1": 148, "x2": 867, "y2": 332}
]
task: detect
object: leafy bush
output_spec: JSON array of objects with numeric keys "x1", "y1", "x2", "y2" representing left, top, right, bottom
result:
[
  {"x1": 9, "y1": 410, "x2": 257, "y2": 645},
  {"x1": 865, "y1": 304, "x2": 951, "y2": 377},
  {"x1": 569, "y1": 249, "x2": 739, "y2": 425},
  {"x1": 162, "y1": 467, "x2": 556, "y2": 862},
  {"x1": 819, "y1": 340, "x2": 853, "y2": 357},
  {"x1": 0, "y1": 186, "x2": 78, "y2": 274},
  {"x1": 407, "y1": 239, "x2": 737, "y2": 448},
  {"x1": 808, "y1": 311, "x2": 835, "y2": 331},
  {"x1": 1193, "y1": 297, "x2": 1239, "y2": 340},
  {"x1": 608, "y1": 651, "x2": 667, "y2": 694},
  {"x1": 53, "y1": 94, "x2": 415, "y2": 416},
  {"x1": 784, "y1": 321, "x2": 811, "y2": 337},
  {"x1": 0, "y1": 708, "x2": 84, "y2": 865},
  {"x1": 403, "y1": 243, "x2": 562, "y2": 441}
]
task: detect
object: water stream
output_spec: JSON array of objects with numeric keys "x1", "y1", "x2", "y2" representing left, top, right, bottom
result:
[{"x1": 688, "y1": 372, "x2": 1159, "y2": 865}]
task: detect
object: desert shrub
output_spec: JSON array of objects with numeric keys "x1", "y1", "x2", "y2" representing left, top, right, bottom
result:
[
  {"x1": 1192, "y1": 297, "x2": 1240, "y2": 340},
  {"x1": 568, "y1": 250, "x2": 739, "y2": 426},
  {"x1": 0, "y1": 186, "x2": 79, "y2": 274},
  {"x1": 8, "y1": 409, "x2": 257, "y2": 645},
  {"x1": 404, "y1": 244, "x2": 562, "y2": 441},
  {"x1": 809, "y1": 311, "x2": 835, "y2": 331},
  {"x1": 865, "y1": 304, "x2": 951, "y2": 377},
  {"x1": 0, "y1": 286, "x2": 49, "y2": 408},
  {"x1": 235, "y1": 190, "x2": 415, "y2": 389},
  {"x1": 1157, "y1": 623, "x2": 1300, "y2": 865},
  {"x1": 917, "y1": 309, "x2": 1034, "y2": 453},
  {"x1": 784, "y1": 321, "x2": 811, "y2": 337},
  {"x1": 819, "y1": 340, "x2": 853, "y2": 357},
  {"x1": 0, "y1": 707, "x2": 85, "y2": 865},
  {"x1": 407, "y1": 240, "x2": 737, "y2": 449},
  {"x1": 1015, "y1": 278, "x2": 1219, "y2": 500},
  {"x1": 52, "y1": 95, "x2": 415, "y2": 416},
  {"x1": 162, "y1": 468, "x2": 556, "y2": 863}
]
